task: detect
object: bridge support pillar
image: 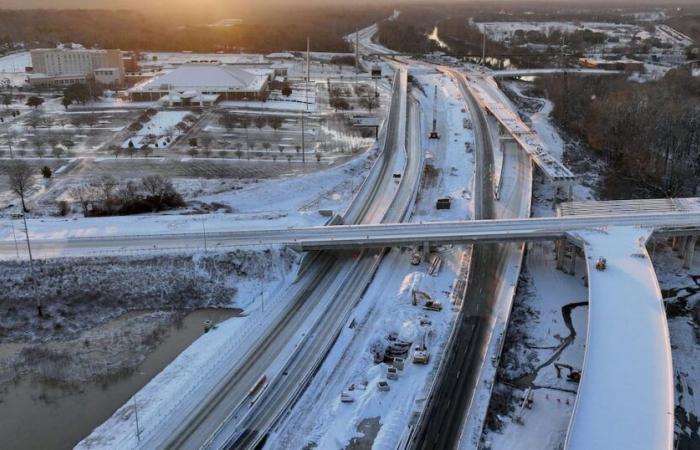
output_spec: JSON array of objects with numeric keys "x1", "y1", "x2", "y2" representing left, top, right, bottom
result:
[
  {"x1": 677, "y1": 236, "x2": 688, "y2": 257},
  {"x1": 683, "y1": 236, "x2": 697, "y2": 269},
  {"x1": 423, "y1": 241, "x2": 430, "y2": 260},
  {"x1": 673, "y1": 236, "x2": 683, "y2": 251},
  {"x1": 555, "y1": 239, "x2": 565, "y2": 271},
  {"x1": 569, "y1": 247, "x2": 576, "y2": 275}
]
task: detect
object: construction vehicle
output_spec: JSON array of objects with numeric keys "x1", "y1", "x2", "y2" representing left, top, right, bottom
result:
[
  {"x1": 412, "y1": 331, "x2": 430, "y2": 364},
  {"x1": 436, "y1": 198, "x2": 451, "y2": 210},
  {"x1": 387, "y1": 366, "x2": 399, "y2": 380},
  {"x1": 411, "y1": 252, "x2": 422, "y2": 266},
  {"x1": 423, "y1": 300, "x2": 442, "y2": 312},
  {"x1": 341, "y1": 390, "x2": 355, "y2": 403},
  {"x1": 429, "y1": 86, "x2": 440, "y2": 139},
  {"x1": 554, "y1": 362, "x2": 581, "y2": 382},
  {"x1": 412, "y1": 289, "x2": 431, "y2": 306},
  {"x1": 595, "y1": 257, "x2": 607, "y2": 271},
  {"x1": 413, "y1": 348, "x2": 430, "y2": 364}
]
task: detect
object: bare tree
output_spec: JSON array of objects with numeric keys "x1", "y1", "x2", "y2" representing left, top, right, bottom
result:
[
  {"x1": 69, "y1": 183, "x2": 94, "y2": 216},
  {"x1": 51, "y1": 146, "x2": 64, "y2": 158},
  {"x1": 8, "y1": 160, "x2": 35, "y2": 212},
  {"x1": 254, "y1": 115, "x2": 267, "y2": 131}
]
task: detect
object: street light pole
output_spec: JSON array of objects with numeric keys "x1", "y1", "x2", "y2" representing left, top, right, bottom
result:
[
  {"x1": 301, "y1": 110, "x2": 305, "y2": 165},
  {"x1": 18, "y1": 212, "x2": 40, "y2": 316},
  {"x1": 20, "y1": 213, "x2": 33, "y2": 269},
  {"x1": 10, "y1": 218, "x2": 19, "y2": 258},
  {"x1": 133, "y1": 395, "x2": 141, "y2": 442},
  {"x1": 201, "y1": 219, "x2": 208, "y2": 252}
]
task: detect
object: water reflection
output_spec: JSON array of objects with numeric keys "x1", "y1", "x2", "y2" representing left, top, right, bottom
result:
[{"x1": 0, "y1": 308, "x2": 239, "y2": 450}]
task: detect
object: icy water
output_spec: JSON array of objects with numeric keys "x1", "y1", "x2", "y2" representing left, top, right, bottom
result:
[
  {"x1": 427, "y1": 26, "x2": 450, "y2": 50},
  {"x1": 0, "y1": 308, "x2": 240, "y2": 450}
]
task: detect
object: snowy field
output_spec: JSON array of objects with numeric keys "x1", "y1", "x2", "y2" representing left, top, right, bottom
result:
[
  {"x1": 0, "y1": 51, "x2": 30, "y2": 72},
  {"x1": 122, "y1": 110, "x2": 190, "y2": 149},
  {"x1": 0, "y1": 148, "x2": 374, "y2": 248},
  {"x1": 0, "y1": 51, "x2": 30, "y2": 87}
]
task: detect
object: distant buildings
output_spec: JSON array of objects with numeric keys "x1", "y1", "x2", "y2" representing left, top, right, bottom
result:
[
  {"x1": 129, "y1": 63, "x2": 271, "y2": 106},
  {"x1": 578, "y1": 57, "x2": 645, "y2": 71},
  {"x1": 28, "y1": 47, "x2": 125, "y2": 87}
]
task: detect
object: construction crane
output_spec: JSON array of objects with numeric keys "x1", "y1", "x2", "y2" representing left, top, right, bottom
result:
[{"x1": 429, "y1": 85, "x2": 440, "y2": 140}]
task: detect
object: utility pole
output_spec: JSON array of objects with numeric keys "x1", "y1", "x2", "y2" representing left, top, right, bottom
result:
[
  {"x1": 18, "y1": 212, "x2": 39, "y2": 316},
  {"x1": 355, "y1": 30, "x2": 360, "y2": 85},
  {"x1": 133, "y1": 396, "x2": 141, "y2": 442},
  {"x1": 560, "y1": 34, "x2": 566, "y2": 69},
  {"x1": 260, "y1": 279, "x2": 265, "y2": 313},
  {"x1": 20, "y1": 213, "x2": 33, "y2": 269},
  {"x1": 201, "y1": 219, "x2": 208, "y2": 252},
  {"x1": 10, "y1": 217, "x2": 19, "y2": 258},
  {"x1": 355, "y1": 30, "x2": 360, "y2": 69},
  {"x1": 300, "y1": 109, "x2": 306, "y2": 165},
  {"x1": 306, "y1": 36, "x2": 311, "y2": 111}
]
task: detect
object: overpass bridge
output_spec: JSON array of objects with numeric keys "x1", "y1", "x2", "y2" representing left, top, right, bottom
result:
[
  {"x1": 491, "y1": 68, "x2": 623, "y2": 78},
  {"x1": 465, "y1": 75, "x2": 576, "y2": 186},
  {"x1": 4, "y1": 207, "x2": 700, "y2": 259}
]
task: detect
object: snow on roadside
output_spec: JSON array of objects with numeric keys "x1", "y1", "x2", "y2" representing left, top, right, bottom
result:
[
  {"x1": 653, "y1": 244, "x2": 700, "y2": 446},
  {"x1": 0, "y1": 149, "x2": 374, "y2": 248},
  {"x1": 77, "y1": 247, "x2": 300, "y2": 449},
  {"x1": 267, "y1": 71, "x2": 476, "y2": 449}
]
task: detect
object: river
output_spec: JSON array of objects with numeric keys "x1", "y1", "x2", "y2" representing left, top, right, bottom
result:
[{"x1": 0, "y1": 308, "x2": 240, "y2": 450}]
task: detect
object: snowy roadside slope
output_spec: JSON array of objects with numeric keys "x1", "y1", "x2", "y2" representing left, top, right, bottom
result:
[
  {"x1": 0, "y1": 150, "x2": 373, "y2": 244},
  {"x1": 566, "y1": 227, "x2": 673, "y2": 450},
  {"x1": 76, "y1": 248, "x2": 299, "y2": 450}
]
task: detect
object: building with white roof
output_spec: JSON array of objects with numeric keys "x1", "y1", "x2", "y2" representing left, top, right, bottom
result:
[{"x1": 129, "y1": 63, "x2": 271, "y2": 105}]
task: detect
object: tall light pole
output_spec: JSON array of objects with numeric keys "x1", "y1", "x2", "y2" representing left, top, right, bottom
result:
[
  {"x1": 10, "y1": 218, "x2": 19, "y2": 258},
  {"x1": 201, "y1": 218, "x2": 208, "y2": 252},
  {"x1": 306, "y1": 36, "x2": 311, "y2": 111},
  {"x1": 133, "y1": 395, "x2": 141, "y2": 442},
  {"x1": 300, "y1": 109, "x2": 306, "y2": 165},
  {"x1": 16, "y1": 212, "x2": 39, "y2": 316}
]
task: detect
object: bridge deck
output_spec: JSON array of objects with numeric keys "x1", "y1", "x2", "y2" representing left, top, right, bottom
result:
[
  {"x1": 467, "y1": 76, "x2": 576, "y2": 183},
  {"x1": 558, "y1": 197, "x2": 700, "y2": 217},
  {"x1": 566, "y1": 227, "x2": 674, "y2": 450}
]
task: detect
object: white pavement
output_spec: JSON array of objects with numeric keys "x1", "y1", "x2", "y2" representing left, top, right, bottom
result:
[{"x1": 566, "y1": 227, "x2": 674, "y2": 450}]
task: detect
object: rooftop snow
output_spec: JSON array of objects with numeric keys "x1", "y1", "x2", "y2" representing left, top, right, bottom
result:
[{"x1": 131, "y1": 64, "x2": 270, "y2": 93}]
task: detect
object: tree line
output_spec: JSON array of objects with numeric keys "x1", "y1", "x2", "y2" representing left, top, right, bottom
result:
[
  {"x1": 0, "y1": 7, "x2": 388, "y2": 53},
  {"x1": 533, "y1": 68, "x2": 700, "y2": 198}
]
